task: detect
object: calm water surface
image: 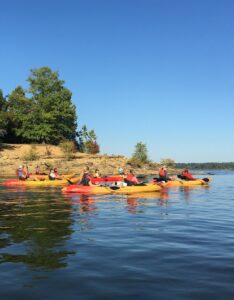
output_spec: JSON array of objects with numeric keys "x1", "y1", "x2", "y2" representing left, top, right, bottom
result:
[{"x1": 0, "y1": 173, "x2": 234, "y2": 299}]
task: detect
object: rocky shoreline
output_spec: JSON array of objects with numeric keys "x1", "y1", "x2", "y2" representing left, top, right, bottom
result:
[
  {"x1": 0, "y1": 144, "x2": 165, "y2": 177},
  {"x1": 1, "y1": 144, "x2": 208, "y2": 178}
]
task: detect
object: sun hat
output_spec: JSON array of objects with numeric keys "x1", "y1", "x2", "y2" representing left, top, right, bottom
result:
[{"x1": 18, "y1": 165, "x2": 23, "y2": 169}]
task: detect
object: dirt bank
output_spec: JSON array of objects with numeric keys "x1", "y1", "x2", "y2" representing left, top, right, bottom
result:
[{"x1": 0, "y1": 144, "x2": 164, "y2": 177}]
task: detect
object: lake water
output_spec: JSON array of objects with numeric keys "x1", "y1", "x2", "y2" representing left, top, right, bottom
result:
[{"x1": 0, "y1": 172, "x2": 234, "y2": 300}]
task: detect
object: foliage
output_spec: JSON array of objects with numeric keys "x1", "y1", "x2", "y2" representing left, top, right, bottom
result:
[
  {"x1": 160, "y1": 158, "x2": 175, "y2": 167},
  {"x1": 22, "y1": 145, "x2": 39, "y2": 161},
  {"x1": 0, "y1": 89, "x2": 7, "y2": 139},
  {"x1": 84, "y1": 140, "x2": 100, "y2": 154},
  {"x1": 4, "y1": 86, "x2": 31, "y2": 143},
  {"x1": 131, "y1": 142, "x2": 149, "y2": 164},
  {"x1": 175, "y1": 162, "x2": 234, "y2": 170},
  {"x1": 80, "y1": 125, "x2": 100, "y2": 154},
  {"x1": 59, "y1": 140, "x2": 76, "y2": 160},
  {"x1": 2, "y1": 67, "x2": 78, "y2": 145},
  {"x1": 0, "y1": 67, "x2": 101, "y2": 152}
]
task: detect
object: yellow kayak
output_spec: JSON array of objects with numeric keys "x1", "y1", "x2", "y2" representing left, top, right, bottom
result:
[
  {"x1": 28, "y1": 174, "x2": 76, "y2": 180},
  {"x1": 159, "y1": 178, "x2": 211, "y2": 188},
  {"x1": 3, "y1": 177, "x2": 80, "y2": 187},
  {"x1": 62, "y1": 183, "x2": 161, "y2": 195}
]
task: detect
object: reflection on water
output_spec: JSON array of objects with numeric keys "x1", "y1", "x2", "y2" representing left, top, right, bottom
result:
[
  {"x1": 1, "y1": 175, "x2": 234, "y2": 299},
  {"x1": 0, "y1": 188, "x2": 75, "y2": 270}
]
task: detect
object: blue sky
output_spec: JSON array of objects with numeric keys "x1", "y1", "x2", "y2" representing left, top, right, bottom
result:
[{"x1": 1, "y1": 0, "x2": 234, "y2": 162}]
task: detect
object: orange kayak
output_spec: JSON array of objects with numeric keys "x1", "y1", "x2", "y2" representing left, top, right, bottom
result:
[{"x1": 62, "y1": 183, "x2": 161, "y2": 195}]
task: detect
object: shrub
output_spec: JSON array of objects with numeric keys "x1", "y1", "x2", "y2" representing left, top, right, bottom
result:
[
  {"x1": 22, "y1": 145, "x2": 39, "y2": 161},
  {"x1": 160, "y1": 158, "x2": 175, "y2": 168},
  {"x1": 84, "y1": 140, "x2": 100, "y2": 154},
  {"x1": 44, "y1": 145, "x2": 52, "y2": 156},
  {"x1": 131, "y1": 142, "x2": 149, "y2": 164},
  {"x1": 59, "y1": 140, "x2": 76, "y2": 160}
]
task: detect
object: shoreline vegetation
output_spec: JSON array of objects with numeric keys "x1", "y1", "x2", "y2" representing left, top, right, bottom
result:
[{"x1": 1, "y1": 143, "x2": 230, "y2": 178}]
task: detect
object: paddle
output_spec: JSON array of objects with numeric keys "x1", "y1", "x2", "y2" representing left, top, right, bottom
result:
[{"x1": 65, "y1": 178, "x2": 74, "y2": 184}]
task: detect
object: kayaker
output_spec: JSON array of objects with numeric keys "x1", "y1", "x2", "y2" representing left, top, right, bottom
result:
[
  {"x1": 94, "y1": 169, "x2": 101, "y2": 178},
  {"x1": 49, "y1": 168, "x2": 63, "y2": 180},
  {"x1": 35, "y1": 165, "x2": 46, "y2": 175},
  {"x1": 16, "y1": 165, "x2": 28, "y2": 180},
  {"x1": 49, "y1": 169, "x2": 56, "y2": 180},
  {"x1": 79, "y1": 169, "x2": 93, "y2": 186},
  {"x1": 178, "y1": 169, "x2": 210, "y2": 182},
  {"x1": 124, "y1": 170, "x2": 140, "y2": 186},
  {"x1": 158, "y1": 166, "x2": 172, "y2": 182},
  {"x1": 124, "y1": 170, "x2": 145, "y2": 186},
  {"x1": 118, "y1": 166, "x2": 125, "y2": 175},
  {"x1": 178, "y1": 169, "x2": 196, "y2": 181},
  {"x1": 54, "y1": 168, "x2": 62, "y2": 179}
]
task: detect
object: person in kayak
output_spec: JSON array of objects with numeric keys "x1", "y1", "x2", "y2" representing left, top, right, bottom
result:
[
  {"x1": 94, "y1": 168, "x2": 101, "y2": 178},
  {"x1": 49, "y1": 169, "x2": 56, "y2": 180},
  {"x1": 48, "y1": 168, "x2": 63, "y2": 180},
  {"x1": 118, "y1": 166, "x2": 125, "y2": 175},
  {"x1": 16, "y1": 165, "x2": 28, "y2": 180},
  {"x1": 178, "y1": 169, "x2": 196, "y2": 180},
  {"x1": 79, "y1": 167, "x2": 93, "y2": 186},
  {"x1": 158, "y1": 166, "x2": 172, "y2": 182},
  {"x1": 35, "y1": 165, "x2": 46, "y2": 175},
  {"x1": 79, "y1": 171, "x2": 93, "y2": 186},
  {"x1": 178, "y1": 169, "x2": 210, "y2": 182},
  {"x1": 53, "y1": 168, "x2": 63, "y2": 179},
  {"x1": 124, "y1": 170, "x2": 146, "y2": 186}
]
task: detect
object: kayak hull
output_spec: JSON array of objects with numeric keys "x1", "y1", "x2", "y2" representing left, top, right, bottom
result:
[
  {"x1": 91, "y1": 176, "x2": 123, "y2": 183},
  {"x1": 62, "y1": 184, "x2": 161, "y2": 195},
  {"x1": 28, "y1": 174, "x2": 75, "y2": 180},
  {"x1": 159, "y1": 179, "x2": 210, "y2": 187},
  {"x1": 3, "y1": 177, "x2": 80, "y2": 187}
]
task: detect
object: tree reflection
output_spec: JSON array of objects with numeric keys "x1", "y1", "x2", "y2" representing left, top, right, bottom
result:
[{"x1": 0, "y1": 189, "x2": 75, "y2": 270}]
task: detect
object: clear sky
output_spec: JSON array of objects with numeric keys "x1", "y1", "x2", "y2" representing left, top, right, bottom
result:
[{"x1": 1, "y1": 0, "x2": 234, "y2": 162}]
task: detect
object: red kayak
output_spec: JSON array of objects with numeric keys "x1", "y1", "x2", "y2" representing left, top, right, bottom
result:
[{"x1": 90, "y1": 176, "x2": 123, "y2": 183}]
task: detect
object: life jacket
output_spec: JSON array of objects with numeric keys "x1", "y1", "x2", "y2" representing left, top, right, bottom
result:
[
  {"x1": 159, "y1": 169, "x2": 166, "y2": 177},
  {"x1": 126, "y1": 174, "x2": 138, "y2": 185},
  {"x1": 181, "y1": 171, "x2": 195, "y2": 180}
]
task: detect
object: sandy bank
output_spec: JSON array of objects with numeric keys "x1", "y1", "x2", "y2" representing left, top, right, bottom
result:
[{"x1": 0, "y1": 144, "x2": 164, "y2": 177}]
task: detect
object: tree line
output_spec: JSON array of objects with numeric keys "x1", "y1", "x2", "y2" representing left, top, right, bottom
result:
[
  {"x1": 0, "y1": 66, "x2": 99, "y2": 154},
  {"x1": 175, "y1": 162, "x2": 234, "y2": 170}
]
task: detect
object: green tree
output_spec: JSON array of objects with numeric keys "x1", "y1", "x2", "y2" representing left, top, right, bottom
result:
[
  {"x1": 14, "y1": 66, "x2": 78, "y2": 144},
  {"x1": 4, "y1": 86, "x2": 31, "y2": 142},
  {"x1": 81, "y1": 125, "x2": 99, "y2": 154},
  {"x1": 0, "y1": 89, "x2": 7, "y2": 139},
  {"x1": 81, "y1": 125, "x2": 89, "y2": 141},
  {"x1": 131, "y1": 142, "x2": 149, "y2": 164}
]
